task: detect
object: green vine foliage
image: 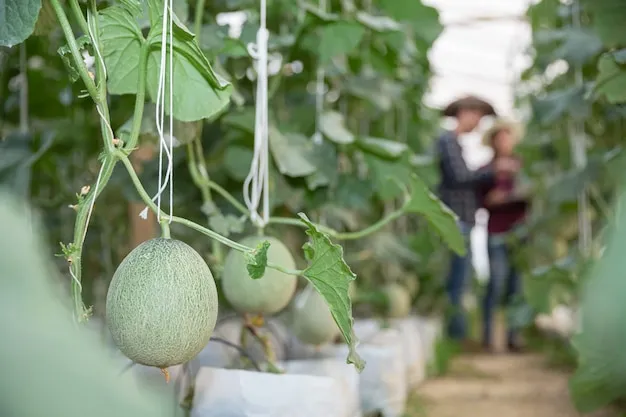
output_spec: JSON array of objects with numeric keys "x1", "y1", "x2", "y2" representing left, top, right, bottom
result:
[
  {"x1": 513, "y1": 0, "x2": 626, "y2": 412},
  {"x1": 0, "y1": 0, "x2": 456, "y2": 372}
]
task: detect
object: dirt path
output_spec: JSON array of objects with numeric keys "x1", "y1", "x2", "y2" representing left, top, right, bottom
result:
[
  {"x1": 410, "y1": 313, "x2": 618, "y2": 417},
  {"x1": 414, "y1": 353, "x2": 611, "y2": 417}
]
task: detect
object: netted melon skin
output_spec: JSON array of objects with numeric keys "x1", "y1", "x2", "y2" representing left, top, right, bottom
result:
[
  {"x1": 106, "y1": 238, "x2": 218, "y2": 368},
  {"x1": 222, "y1": 235, "x2": 297, "y2": 315}
]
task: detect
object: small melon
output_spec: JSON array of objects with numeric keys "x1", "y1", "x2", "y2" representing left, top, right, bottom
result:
[
  {"x1": 222, "y1": 235, "x2": 297, "y2": 315},
  {"x1": 383, "y1": 283, "x2": 411, "y2": 318},
  {"x1": 292, "y1": 287, "x2": 339, "y2": 346},
  {"x1": 106, "y1": 238, "x2": 218, "y2": 368}
]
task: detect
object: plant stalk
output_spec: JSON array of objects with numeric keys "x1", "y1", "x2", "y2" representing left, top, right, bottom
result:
[{"x1": 50, "y1": 0, "x2": 99, "y2": 101}]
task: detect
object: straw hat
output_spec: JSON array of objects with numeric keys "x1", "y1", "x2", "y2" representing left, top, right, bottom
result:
[
  {"x1": 442, "y1": 95, "x2": 497, "y2": 118},
  {"x1": 481, "y1": 118, "x2": 524, "y2": 147}
]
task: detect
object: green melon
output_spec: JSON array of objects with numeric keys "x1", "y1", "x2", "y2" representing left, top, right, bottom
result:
[
  {"x1": 383, "y1": 283, "x2": 411, "y2": 318},
  {"x1": 222, "y1": 235, "x2": 297, "y2": 315},
  {"x1": 106, "y1": 238, "x2": 218, "y2": 368},
  {"x1": 292, "y1": 287, "x2": 339, "y2": 345}
]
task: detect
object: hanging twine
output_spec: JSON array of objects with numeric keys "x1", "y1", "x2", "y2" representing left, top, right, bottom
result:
[
  {"x1": 141, "y1": 0, "x2": 175, "y2": 224},
  {"x1": 243, "y1": 0, "x2": 270, "y2": 228}
]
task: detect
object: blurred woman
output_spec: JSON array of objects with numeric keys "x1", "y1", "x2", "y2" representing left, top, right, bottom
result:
[{"x1": 477, "y1": 119, "x2": 530, "y2": 353}]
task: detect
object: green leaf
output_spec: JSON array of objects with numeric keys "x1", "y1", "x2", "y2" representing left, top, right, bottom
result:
[
  {"x1": 268, "y1": 128, "x2": 317, "y2": 178},
  {"x1": 319, "y1": 111, "x2": 355, "y2": 144},
  {"x1": 99, "y1": 6, "x2": 144, "y2": 93},
  {"x1": 378, "y1": 0, "x2": 442, "y2": 46},
  {"x1": 318, "y1": 21, "x2": 365, "y2": 64},
  {"x1": 357, "y1": 136, "x2": 408, "y2": 159},
  {"x1": 532, "y1": 86, "x2": 590, "y2": 124},
  {"x1": 33, "y1": 0, "x2": 59, "y2": 36},
  {"x1": 223, "y1": 145, "x2": 253, "y2": 181},
  {"x1": 119, "y1": 0, "x2": 141, "y2": 16},
  {"x1": 57, "y1": 35, "x2": 92, "y2": 83},
  {"x1": 298, "y1": 213, "x2": 365, "y2": 371},
  {"x1": 0, "y1": 0, "x2": 42, "y2": 47},
  {"x1": 363, "y1": 152, "x2": 413, "y2": 200},
  {"x1": 596, "y1": 53, "x2": 626, "y2": 104},
  {"x1": 300, "y1": 2, "x2": 340, "y2": 23},
  {"x1": 581, "y1": 0, "x2": 626, "y2": 47},
  {"x1": 568, "y1": 190, "x2": 626, "y2": 412},
  {"x1": 355, "y1": 12, "x2": 402, "y2": 32},
  {"x1": 100, "y1": 5, "x2": 232, "y2": 121},
  {"x1": 535, "y1": 28, "x2": 603, "y2": 66},
  {"x1": 245, "y1": 240, "x2": 270, "y2": 280},
  {"x1": 402, "y1": 174, "x2": 465, "y2": 256},
  {"x1": 305, "y1": 140, "x2": 338, "y2": 190}
]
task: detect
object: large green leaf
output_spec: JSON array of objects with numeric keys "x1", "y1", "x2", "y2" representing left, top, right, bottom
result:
[
  {"x1": 318, "y1": 21, "x2": 365, "y2": 64},
  {"x1": 581, "y1": 0, "x2": 626, "y2": 47},
  {"x1": 268, "y1": 128, "x2": 317, "y2": 178},
  {"x1": 569, "y1": 189, "x2": 626, "y2": 412},
  {"x1": 100, "y1": 5, "x2": 232, "y2": 121},
  {"x1": 377, "y1": 0, "x2": 442, "y2": 46},
  {"x1": 99, "y1": 6, "x2": 144, "y2": 94},
  {"x1": 363, "y1": 152, "x2": 413, "y2": 200},
  {"x1": 356, "y1": 136, "x2": 408, "y2": 160},
  {"x1": 319, "y1": 111, "x2": 355, "y2": 144},
  {"x1": 532, "y1": 86, "x2": 590, "y2": 124},
  {"x1": 402, "y1": 174, "x2": 465, "y2": 256},
  {"x1": 534, "y1": 28, "x2": 603, "y2": 66},
  {"x1": 298, "y1": 213, "x2": 365, "y2": 371},
  {"x1": 596, "y1": 53, "x2": 626, "y2": 104},
  {"x1": 305, "y1": 140, "x2": 338, "y2": 190},
  {"x1": 0, "y1": 0, "x2": 42, "y2": 47}
]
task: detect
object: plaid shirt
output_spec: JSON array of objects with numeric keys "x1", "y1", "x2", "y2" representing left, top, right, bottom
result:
[{"x1": 435, "y1": 131, "x2": 495, "y2": 226}]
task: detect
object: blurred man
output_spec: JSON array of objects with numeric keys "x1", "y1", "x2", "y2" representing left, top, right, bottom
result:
[{"x1": 436, "y1": 96, "x2": 519, "y2": 350}]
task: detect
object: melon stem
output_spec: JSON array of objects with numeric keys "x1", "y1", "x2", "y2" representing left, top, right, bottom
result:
[{"x1": 160, "y1": 221, "x2": 171, "y2": 239}]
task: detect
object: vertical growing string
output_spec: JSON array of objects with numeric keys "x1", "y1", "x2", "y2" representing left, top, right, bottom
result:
[
  {"x1": 312, "y1": 0, "x2": 326, "y2": 145},
  {"x1": 243, "y1": 0, "x2": 270, "y2": 229},
  {"x1": 570, "y1": 0, "x2": 591, "y2": 254},
  {"x1": 141, "y1": 0, "x2": 175, "y2": 225}
]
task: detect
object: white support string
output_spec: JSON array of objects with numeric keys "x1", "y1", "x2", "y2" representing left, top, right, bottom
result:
[
  {"x1": 243, "y1": 0, "x2": 270, "y2": 228},
  {"x1": 312, "y1": 0, "x2": 327, "y2": 145},
  {"x1": 142, "y1": 0, "x2": 175, "y2": 224}
]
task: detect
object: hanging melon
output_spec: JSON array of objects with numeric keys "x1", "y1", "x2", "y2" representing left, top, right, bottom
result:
[
  {"x1": 106, "y1": 238, "x2": 218, "y2": 368},
  {"x1": 291, "y1": 286, "x2": 340, "y2": 346},
  {"x1": 222, "y1": 235, "x2": 297, "y2": 315}
]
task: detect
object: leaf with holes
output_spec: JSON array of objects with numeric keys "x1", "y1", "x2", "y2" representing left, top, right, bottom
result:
[
  {"x1": 298, "y1": 213, "x2": 365, "y2": 371},
  {"x1": 245, "y1": 240, "x2": 270, "y2": 280}
]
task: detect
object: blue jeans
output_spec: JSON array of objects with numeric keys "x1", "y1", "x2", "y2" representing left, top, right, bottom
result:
[
  {"x1": 445, "y1": 221, "x2": 473, "y2": 340},
  {"x1": 482, "y1": 234, "x2": 521, "y2": 347}
]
